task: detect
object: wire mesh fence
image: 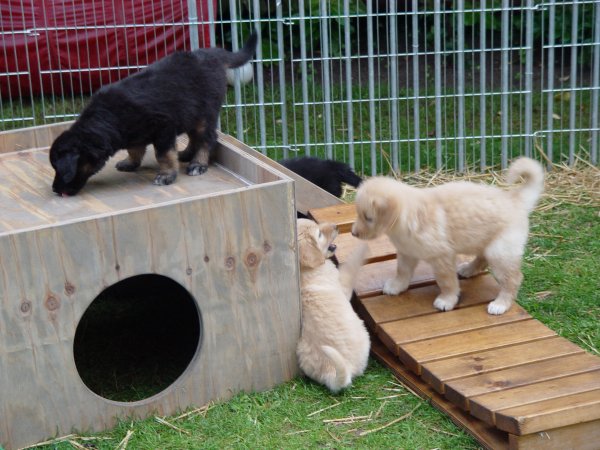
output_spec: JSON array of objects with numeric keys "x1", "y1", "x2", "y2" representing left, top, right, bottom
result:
[{"x1": 1, "y1": 0, "x2": 599, "y2": 174}]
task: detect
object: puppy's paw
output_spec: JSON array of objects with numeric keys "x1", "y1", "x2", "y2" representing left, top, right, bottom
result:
[
  {"x1": 383, "y1": 278, "x2": 409, "y2": 296},
  {"x1": 487, "y1": 299, "x2": 511, "y2": 315},
  {"x1": 433, "y1": 293, "x2": 459, "y2": 312},
  {"x1": 116, "y1": 159, "x2": 140, "y2": 172},
  {"x1": 153, "y1": 171, "x2": 177, "y2": 186},
  {"x1": 187, "y1": 163, "x2": 208, "y2": 176}
]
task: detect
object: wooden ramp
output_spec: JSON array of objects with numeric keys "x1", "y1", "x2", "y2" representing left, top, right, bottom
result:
[{"x1": 309, "y1": 203, "x2": 600, "y2": 450}]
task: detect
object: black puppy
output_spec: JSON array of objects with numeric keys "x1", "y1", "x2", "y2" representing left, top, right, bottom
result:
[
  {"x1": 49, "y1": 33, "x2": 258, "y2": 196},
  {"x1": 279, "y1": 156, "x2": 362, "y2": 198}
]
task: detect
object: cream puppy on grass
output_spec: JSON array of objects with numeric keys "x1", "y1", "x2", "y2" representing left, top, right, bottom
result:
[
  {"x1": 296, "y1": 218, "x2": 370, "y2": 393},
  {"x1": 351, "y1": 157, "x2": 544, "y2": 315}
]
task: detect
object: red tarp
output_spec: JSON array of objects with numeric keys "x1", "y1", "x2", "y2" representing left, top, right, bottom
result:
[{"x1": 0, "y1": 0, "x2": 214, "y2": 97}]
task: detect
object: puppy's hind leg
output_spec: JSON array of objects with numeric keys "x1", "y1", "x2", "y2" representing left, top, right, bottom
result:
[
  {"x1": 431, "y1": 255, "x2": 461, "y2": 312},
  {"x1": 116, "y1": 145, "x2": 146, "y2": 172},
  {"x1": 458, "y1": 255, "x2": 487, "y2": 279},
  {"x1": 338, "y1": 242, "x2": 368, "y2": 300},
  {"x1": 485, "y1": 233, "x2": 526, "y2": 315},
  {"x1": 184, "y1": 122, "x2": 217, "y2": 176}
]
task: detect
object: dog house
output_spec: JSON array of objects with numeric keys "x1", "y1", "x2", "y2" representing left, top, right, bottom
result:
[{"x1": 0, "y1": 124, "x2": 337, "y2": 450}]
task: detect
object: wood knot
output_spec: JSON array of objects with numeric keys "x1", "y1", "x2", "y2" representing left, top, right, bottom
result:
[
  {"x1": 45, "y1": 296, "x2": 60, "y2": 311},
  {"x1": 115, "y1": 264, "x2": 121, "y2": 271},
  {"x1": 64, "y1": 282, "x2": 76, "y2": 296},
  {"x1": 20, "y1": 301, "x2": 32, "y2": 314},
  {"x1": 204, "y1": 255, "x2": 210, "y2": 263},
  {"x1": 246, "y1": 252, "x2": 258, "y2": 267},
  {"x1": 225, "y1": 256, "x2": 235, "y2": 270},
  {"x1": 263, "y1": 241, "x2": 272, "y2": 253},
  {"x1": 186, "y1": 267, "x2": 193, "y2": 275},
  {"x1": 473, "y1": 364, "x2": 484, "y2": 372}
]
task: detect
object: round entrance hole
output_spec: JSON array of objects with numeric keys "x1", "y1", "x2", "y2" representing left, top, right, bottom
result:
[{"x1": 73, "y1": 274, "x2": 202, "y2": 402}]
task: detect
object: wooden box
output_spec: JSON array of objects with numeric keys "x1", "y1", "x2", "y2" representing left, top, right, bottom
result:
[{"x1": 0, "y1": 125, "x2": 302, "y2": 449}]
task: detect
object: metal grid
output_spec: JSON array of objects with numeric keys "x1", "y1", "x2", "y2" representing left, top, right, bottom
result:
[{"x1": 1, "y1": 0, "x2": 599, "y2": 174}]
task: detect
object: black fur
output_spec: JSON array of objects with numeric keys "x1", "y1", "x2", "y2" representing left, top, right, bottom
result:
[
  {"x1": 49, "y1": 32, "x2": 258, "y2": 196},
  {"x1": 279, "y1": 156, "x2": 362, "y2": 198}
]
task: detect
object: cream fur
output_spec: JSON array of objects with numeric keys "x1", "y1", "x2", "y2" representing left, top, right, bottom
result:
[
  {"x1": 296, "y1": 218, "x2": 371, "y2": 393},
  {"x1": 351, "y1": 157, "x2": 544, "y2": 315}
]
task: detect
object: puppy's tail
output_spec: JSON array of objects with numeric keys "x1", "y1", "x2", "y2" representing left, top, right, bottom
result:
[
  {"x1": 506, "y1": 157, "x2": 545, "y2": 213},
  {"x1": 321, "y1": 345, "x2": 351, "y2": 393},
  {"x1": 220, "y1": 31, "x2": 259, "y2": 69}
]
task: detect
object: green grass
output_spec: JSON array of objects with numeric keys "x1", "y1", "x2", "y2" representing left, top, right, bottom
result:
[{"x1": 29, "y1": 176, "x2": 599, "y2": 450}]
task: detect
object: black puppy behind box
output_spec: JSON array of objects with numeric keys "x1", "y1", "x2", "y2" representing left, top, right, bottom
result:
[{"x1": 49, "y1": 32, "x2": 258, "y2": 196}]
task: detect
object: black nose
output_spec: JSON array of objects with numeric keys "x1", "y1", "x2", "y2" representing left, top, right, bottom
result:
[{"x1": 328, "y1": 244, "x2": 337, "y2": 253}]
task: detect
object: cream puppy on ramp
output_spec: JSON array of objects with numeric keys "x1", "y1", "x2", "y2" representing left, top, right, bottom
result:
[
  {"x1": 296, "y1": 218, "x2": 370, "y2": 393},
  {"x1": 351, "y1": 157, "x2": 544, "y2": 315}
]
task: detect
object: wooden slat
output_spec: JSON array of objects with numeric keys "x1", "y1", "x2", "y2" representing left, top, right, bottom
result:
[
  {"x1": 469, "y1": 371, "x2": 600, "y2": 426},
  {"x1": 358, "y1": 274, "x2": 500, "y2": 330},
  {"x1": 394, "y1": 319, "x2": 556, "y2": 375},
  {"x1": 422, "y1": 337, "x2": 584, "y2": 394},
  {"x1": 509, "y1": 419, "x2": 600, "y2": 450},
  {"x1": 333, "y1": 232, "x2": 396, "y2": 265},
  {"x1": 354, "y1": 255, "x2": 474, "y2": 299},
  {"x1": 368, "y1": 334, "x2": 509, "y2": 450},
  {"x1": 497, "y1": 389, "x2": 600, "y2": 436},
  {"x1": 308, "y1": 202, "x2": 356, "y2": 233},
  {"x1": 381, "y1": 304, "x2": 530, "y2": 348},
  {"x1": 445, "y1": 352, "x2": 600, "y2": 410}
]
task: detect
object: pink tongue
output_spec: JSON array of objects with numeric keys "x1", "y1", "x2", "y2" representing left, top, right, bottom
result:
[{"x1": 61, "y1": 193, "x2": 70, "y2": 198}]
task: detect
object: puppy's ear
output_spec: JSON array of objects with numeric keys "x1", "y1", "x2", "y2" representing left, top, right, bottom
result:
[
  {"x1": 371, "y1": 196, "x2": 388, "y2": 213},
  {"x1": 299, "y1": 237, "x2": 325, "y2": 269},
  {"x1": 56, "y1": 152, "x2": 80, "y2": 184}
]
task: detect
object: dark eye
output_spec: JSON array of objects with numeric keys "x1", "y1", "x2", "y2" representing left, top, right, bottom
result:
[
  {"x1": 365, "y1": 215, "x2": 373, "y2": 223},
  {"x1": 318, "y1": 230, "x2": 323, "y2": 238}
]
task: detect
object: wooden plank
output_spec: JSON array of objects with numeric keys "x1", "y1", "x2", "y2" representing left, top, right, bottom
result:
[
  {"x1": 496, "y1": 389, "x2": 600, "y2": 436},
  {"x1": 469, "y1": 371, "x2": 600, "y2": 426},
  {"x1": 334, "y1": 232, "x2": 396, "y2": 265},
  {"x1": 381, "y1": 304, "x2": 530, "y2": 348},
  {"x1": 308, "y1": 202, "x2": 356, "y2": 232},
  {"x1": 368, "y1": 332, "x2": 509, "y2": 450},
  {"x1": 355, "y1": 255, "x2": 475, "y2": 299},
  {"x1": 445, "y1": 352, "x2": 600, "y2": 410},
  {"x1": 395, "y1": 319, "x2": 556, "y2": 375},
  {"x1": 363, "y1": 273, "x2": 501, "y2": 324},
  {"x1": 422, "y1": 337, "x2": 584, "y2": 394},
  {"x1": 509, "y1": 419, "x2": 600, "y2": 450}
]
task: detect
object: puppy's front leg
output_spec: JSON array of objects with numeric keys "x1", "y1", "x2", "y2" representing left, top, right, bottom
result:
[
  {"x1": 116, "y1": 146, "x2": 146, "y2": 172},
  {"x1": 154, "y1": 147, "x2": 179, "y2": 185},
  {"x1": 338, "y1": 242, "x2": 368, "y2": 300},
  {"x1": 383, "y1": 254, "x2": 418, "y2": 295},
  {"x1": 431, "y1": 256, "x2": 460, "y2": 312}
]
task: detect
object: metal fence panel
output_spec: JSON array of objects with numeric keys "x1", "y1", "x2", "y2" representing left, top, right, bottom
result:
[{"x1": 1, "y1": 0, "x2": 598, "y2": 173}]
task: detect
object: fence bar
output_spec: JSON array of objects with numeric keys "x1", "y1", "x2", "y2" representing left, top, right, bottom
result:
[
  {"x1": 227, "y1": 0, "x2": 244, "y2": 141},
  {"x1": 411, "y1": 0, "x2": 420, "y2": 172},
  {"x1": 500, "y1": 0, "x2": 510, "y2": 169},
  {"x1": 366, "y1": 0, "x2": 377, "y2": 176},
  {"x1": 276, "y1": 0, "x2": 289, "y2": 158},
  {"x1": 343, "y1": 0, "x2": 355, "y2": 170},
  {"x1": 389, "y1": 0, "x2": 399, "y2": 171},
  {"x1": 434, "y1": 0, "x2": 443, "y2": 170},
  {"x1": 545, "y1": 0, "x2": 556, "y2": 167},
  {"x1": 319, "y1": 0, "x2": 333, "y2": 159},
  {"x1": 592, "y1": 1, "x2": 600, "y2": 165},
  {"x1": 251, "y1": 1, "x2": 266, "y2": 155},
  {"x1": 298, "y1": 0, "x2": 311, "y2": 155},
  {"x1": 524, "y1": 0, "x2": 534, "y2": 159},
  {"x1": 479, "y1": 0, "x2": 487, "y2": 169},
  {"x1": 456, "y1": 0, "x2": 466, "y2": 172},
  {"x1": 207, "y1": 0, "x2": 216, "y2": 46},
  {"x1": 567, "y1": 1, "x2": 579, "y2": 166},
  {"x1": 187, "y1": 0, "x2": 199, "y2": 50}
]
